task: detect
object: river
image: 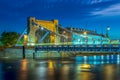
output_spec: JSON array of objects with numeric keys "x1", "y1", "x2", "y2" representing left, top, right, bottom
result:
[{"x1": 0, "y1": 56, "x2": 120, "y2": 80}]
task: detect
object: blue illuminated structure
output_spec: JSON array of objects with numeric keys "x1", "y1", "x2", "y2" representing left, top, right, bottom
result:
[{"x1": 66, "y1": 27, "x2": 110, "y2": 45}]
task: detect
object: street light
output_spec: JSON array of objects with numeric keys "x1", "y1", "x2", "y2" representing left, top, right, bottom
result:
[
  {"x1": 107, "y1": 27, "x2": 110, "y2": 31},
  {"x1": 106, "y1": 26, "x2": 110, "y2": 44},
  {"x1": 106, "y1": 26, "x2": 110, "y2": 36}
]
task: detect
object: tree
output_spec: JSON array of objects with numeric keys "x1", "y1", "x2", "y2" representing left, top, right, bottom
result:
[{"x1": 0, "y1": 31, "x2": 20, "y2": 47}]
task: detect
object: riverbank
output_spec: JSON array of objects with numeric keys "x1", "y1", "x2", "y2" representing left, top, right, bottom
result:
[{"x1": 0, "y1": 47, "x2": 65, "y2": 59}]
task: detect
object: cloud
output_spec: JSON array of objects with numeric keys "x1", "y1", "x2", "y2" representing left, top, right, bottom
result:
[
  {"x1": 0, "y1": 0, "x2": 119, "y2": 21},
  {"x1": 79, "y1": 0, "x2": 113, "y2": 5},
  {"x1": 91, "y1": 3, "x2": 120, "y2": 16}
]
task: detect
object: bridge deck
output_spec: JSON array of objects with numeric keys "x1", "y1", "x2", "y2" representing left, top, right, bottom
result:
[{"x1": 35, "y1": 44, "x2": 120, "y2": 52}]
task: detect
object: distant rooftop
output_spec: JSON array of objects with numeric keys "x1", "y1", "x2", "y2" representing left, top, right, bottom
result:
[{"x1": 66, "y1": 27, "x2": 107, "y2": 38}]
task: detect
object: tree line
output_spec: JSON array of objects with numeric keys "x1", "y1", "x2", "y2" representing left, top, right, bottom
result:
[{"x1": 0, "y1": 31, "x2": 20, "y2": 47}]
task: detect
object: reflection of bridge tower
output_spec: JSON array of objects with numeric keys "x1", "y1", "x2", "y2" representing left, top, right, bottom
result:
[{"x1": 27, "y1": 17, "x2": 58, "y2": 45}]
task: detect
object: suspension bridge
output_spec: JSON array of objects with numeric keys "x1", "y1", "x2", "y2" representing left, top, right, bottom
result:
[{"x1": 15, "y1": 17, "x2": 120, "y2": 58}]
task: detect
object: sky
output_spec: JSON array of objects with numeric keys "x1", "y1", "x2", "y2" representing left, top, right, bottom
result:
[{"x1": 0, "y1": 0, "x2": 120, "y2": 39}]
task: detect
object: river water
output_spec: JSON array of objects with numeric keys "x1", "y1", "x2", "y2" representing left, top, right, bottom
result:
[{"x1": 0, "y1": 56, "x2": 120, "y2": 80}]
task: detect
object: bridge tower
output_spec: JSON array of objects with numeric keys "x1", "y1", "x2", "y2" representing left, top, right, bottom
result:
[{"x1": 27, "y1": 17, "x2": 58, "y2": 45}]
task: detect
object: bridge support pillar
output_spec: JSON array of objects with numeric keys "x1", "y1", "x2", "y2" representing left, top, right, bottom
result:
[
  {"x1": 33, "y1": 52, "x2": 35, "y2": 59},
  {"x1": 22, "y1": 46, "x2": 26, "y2": 59}
]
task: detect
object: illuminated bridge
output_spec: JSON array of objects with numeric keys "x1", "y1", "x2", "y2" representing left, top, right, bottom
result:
[{"x1": 16, "y1": 17, "x2": 120, "y2": 54}]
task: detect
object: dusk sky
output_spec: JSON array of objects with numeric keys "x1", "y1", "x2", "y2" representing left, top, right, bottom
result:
[{"x1": 0, "y1": 0, "x2": 120, "y2": 39}]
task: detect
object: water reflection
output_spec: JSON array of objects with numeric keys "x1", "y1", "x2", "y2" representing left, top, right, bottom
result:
[
  {"x1": 60, "y1": 64, "x2": 70, "y2": 80},
  {"x1": 102, "y1": 65, "x2": 117, "y2": 80},
  {"x1": 19, "y1": 59, "x2": 28, "y2": 80},
  {"x1": 47, "y1": 60, "x2": 55, "y2": 80},
  {"x1": 0, "y1": 63, "x2": 4, "y2": 80},
  {"x1": 48, "y1": 60, "x2": 54, "y2": 69},
  {"x1": 35, "y1": 61, "x2": 47, "y2": 80},
  {"x1": 80, "y1": 71, "x2": 94, "y2": 80},
  {"x1": 21, "y1": 59, "x2": 28, "y2": 71},
  {"x1": 0, "y1": 54, "x2": 120, "y2": 80},
  {"x1": 76, "y1": 54, "x2": 120, "y2": 64}
]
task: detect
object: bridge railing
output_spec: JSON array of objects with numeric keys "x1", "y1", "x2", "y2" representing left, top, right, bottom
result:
[{"x1": 35, "y1": 44, "x2": 120, "y2": 52}]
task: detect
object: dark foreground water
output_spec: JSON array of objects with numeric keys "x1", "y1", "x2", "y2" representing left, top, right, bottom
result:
[{"x1": 0, "y1": 58, "x2": 120, "y2": 80}]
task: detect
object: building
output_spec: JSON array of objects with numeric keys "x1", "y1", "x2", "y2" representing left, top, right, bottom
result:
[{"x1": 59, "y1": 27, "x2": 109, "y2": 44}]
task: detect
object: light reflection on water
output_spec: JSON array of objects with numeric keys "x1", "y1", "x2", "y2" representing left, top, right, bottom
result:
[
  {"x1": 0, "y1": 55, "x2": 120, "y2": 80},
  {"x1": 19, "y1": 59, "x2": 28, "y2": 80}
]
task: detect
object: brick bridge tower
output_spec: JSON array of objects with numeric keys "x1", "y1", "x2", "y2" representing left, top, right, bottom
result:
[{"x1": 26, "y1": 17, "x2": 58, "y2": 45}]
